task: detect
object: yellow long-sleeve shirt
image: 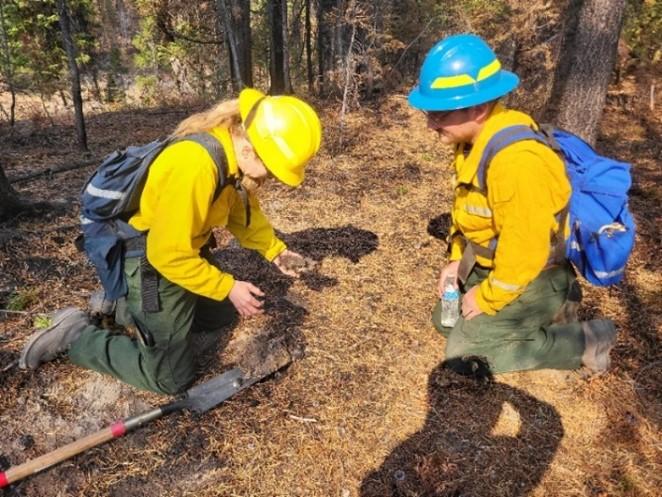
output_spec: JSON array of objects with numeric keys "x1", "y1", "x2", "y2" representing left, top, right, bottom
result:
[
  {"x1": 449, "y1": 104, "x2": 571, "y2": 315},
  {"x1": 129, "y1": 127, "x2": 286, "y2": 301}
]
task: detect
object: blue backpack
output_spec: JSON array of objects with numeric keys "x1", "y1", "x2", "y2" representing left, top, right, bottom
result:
[
  {"x1": 477, "y1": 124, "x2": 635, "y2": 286},
  {"x1": 79, "y1": 133, "x2": 244, "y2": 303}
]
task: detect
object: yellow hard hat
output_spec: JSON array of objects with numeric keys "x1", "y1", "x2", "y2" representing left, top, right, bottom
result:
[{"x1": 239, "y1": 88, "x2": 322, "y2": 187}]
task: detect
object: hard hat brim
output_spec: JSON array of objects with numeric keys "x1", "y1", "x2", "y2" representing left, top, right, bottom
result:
[
  {"x1": 408, "y1": 70, "x2": 519, "y2": 111},
  {"x1": 268, "y1": 166, "x2": 304, "y2": 187}
]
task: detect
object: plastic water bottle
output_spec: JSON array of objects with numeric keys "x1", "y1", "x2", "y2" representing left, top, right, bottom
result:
[{"x1": 440, "y1": 276, "x2": 460, "y2": 328}]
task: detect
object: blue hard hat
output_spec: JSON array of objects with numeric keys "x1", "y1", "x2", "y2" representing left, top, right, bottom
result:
[{"x1": 408, "y1": 33, "x2": 519, "y2": 111}]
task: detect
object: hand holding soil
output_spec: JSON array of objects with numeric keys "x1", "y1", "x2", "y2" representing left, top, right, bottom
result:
[
  {"x1": 273, "y1": 250, "x2": 317, "y2": 277},
  {"x1": 228, "y1": 280, "x2": 264, "y2": 317}
]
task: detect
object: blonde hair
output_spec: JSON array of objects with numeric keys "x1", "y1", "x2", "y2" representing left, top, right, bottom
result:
[{"x1": 171, "y1": 99, "x2": 241, "y2": 138}]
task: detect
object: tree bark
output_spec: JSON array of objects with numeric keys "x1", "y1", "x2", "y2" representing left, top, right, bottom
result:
[
  {"x1": 281, "y1": 0, "x2": 291, "y2": 93},
  {"x1": 218, "y1": 0, "x2": 244, "y2": 92},
  {"x1": 0, "y1": 164, "x2": 21, "y2": 221},
  {"x1": 305, "y1": 0, "x2": 313, "y2": 93},
  {"x1": 57, "y1": 0, "x2": 88, "y2": 151},
  {"x1": 232, "y1": 0, "x2": 253, "y2": 88},
  {"x1": 547, "y1": 0, "x2": 626, "y2": 145},
  {"x1": 218, "y1": 0, "x2": 252, "y2": 90},
  {"x1": 0, "y1": 0, "x2": 16, "y2": 126},
  {"x1": 269, "y1": 0, "x2": 288, "y2": 94},
  {"x1": 317, "y1": 0, "x2": 336, "y2": 96},
  {"x1": 290, "y1": 0, "x2": 305, "y2": 73},
  {"x1": 339, "y1": 1, "x2": 357, "y2": 147}
]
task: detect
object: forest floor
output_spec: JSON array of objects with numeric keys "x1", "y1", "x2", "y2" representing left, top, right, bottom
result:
[{"x1": 0, "y1": 75, "x2": 660, "y2": 497}]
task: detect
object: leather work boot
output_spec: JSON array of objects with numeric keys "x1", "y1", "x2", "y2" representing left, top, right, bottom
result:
[
  {"x1": 581, "y1": 320, "x2": 617, "y2": 373},
  {"x1": 19, "y1": 307, "x2": 90, "y2": 370}
]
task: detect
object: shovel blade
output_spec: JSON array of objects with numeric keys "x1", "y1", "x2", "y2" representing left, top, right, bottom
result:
[{"x1": 185, "y1": 368, "x2": 246, "y2": 413}]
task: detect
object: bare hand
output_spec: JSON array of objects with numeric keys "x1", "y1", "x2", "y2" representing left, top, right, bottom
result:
[
  {"x1": 273, "y1": 249, "x2": 315, "y2": 277},
  {"x1": 462, "y1": 285, "x2": 484, "y2": 321},
  {"x1": 228, "y1": 280, "x2": 264, "y2": 317},
  {"x1": 438, "y1": 260, "x2": 460, "y2": 298}
]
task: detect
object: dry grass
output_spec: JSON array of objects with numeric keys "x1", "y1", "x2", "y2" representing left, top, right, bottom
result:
[{"x1": 0, "y1": 80, "x2": 660, "y2": 497}]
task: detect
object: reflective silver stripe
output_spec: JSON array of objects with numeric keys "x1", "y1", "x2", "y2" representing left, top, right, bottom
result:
[
  {"x1": 86, "y1": 183, "x2": 126, "y2": 200},
  {"x1": 597, "y1": 223, "x2": 626, "y2": 235},
  {"x1": 569, "y1": 241, "x2": 581, "y2": 251},
  {"x1": 594, "y1": 266, "x2": 626, "y2": 279},
  {"x1": 464, "y1": 204, "x2": 493, "y2": 217},
  {"x1": 490, "y1": 276, "x2": 521, "y2": 292},
  {"x1": 79, "y1": 215, "x2": 93, "y2": 225}
]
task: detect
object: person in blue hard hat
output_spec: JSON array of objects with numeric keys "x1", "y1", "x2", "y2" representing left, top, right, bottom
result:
[{"x1": 409, "y1": 33, "x2": 616, "y2": 375}]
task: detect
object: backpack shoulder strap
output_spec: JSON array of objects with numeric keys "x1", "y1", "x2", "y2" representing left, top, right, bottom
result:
[
  {"x1": 476, "y1": 125, "x2": 549, "y2": 190},
  {"x1": 177, "y1": 132, "x2": 251, "y2": 226},
  {"x1": 179, "y1": 132, "x2": 230, "y2": 201}
]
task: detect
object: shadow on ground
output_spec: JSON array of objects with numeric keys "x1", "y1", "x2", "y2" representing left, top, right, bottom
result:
[
  {"x1": 360, "y1": 362, "x2": 564, "y2": 497},
  {"x1": 427, "y1": 212, "x2": 452, "y2": 241}
]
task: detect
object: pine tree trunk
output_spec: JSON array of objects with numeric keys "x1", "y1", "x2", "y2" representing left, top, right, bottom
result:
[
  {"x1": 0, "y1": 164, "x2": 21, "y2": 222},
  {"x1": 281, "y1": 0, "x2": 291, "y2": 93},
  {"x1": 548, "y1": 0, "x2": 626, "y2": 145},
  {"x1": 338, "y1": 1, "x2": 357, "y2": 147},
  {"x1": 57, "y1": 0, "x2": 88, "y2": 151},
  {"x1": 218, "y1": 0, "x2": 244, "y2": 92},
  {"x1": 269, "y1": 0, "x2": 286, "y2": 93},
  {"x1": 305, "y1": 0, "x2": 313, "y2": 93},
  {"x1": 232, "y1": 0, "x2": 253, "y2": 88},
  {"x1": 317, "y1": 0, "x2": 336, "y2": 96},
  {"x1": 9, "y1": 88, "x2": 15, "y2": 126},
  {"x1": 0, "y1": 0, "x2": 16, "y2": 126}
]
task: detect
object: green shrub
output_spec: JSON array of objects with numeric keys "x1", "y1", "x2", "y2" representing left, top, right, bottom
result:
[
  {"x1": 6, "y1": 289, "x2": 38, "y2": 311},
  {"x1": 624, "y1": 0, "x2": 662, "y2": 65}
]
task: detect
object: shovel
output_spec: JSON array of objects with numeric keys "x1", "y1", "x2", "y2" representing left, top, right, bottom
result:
[{"x1": 0, "y1": 365, "x2": 281, "y2": 489}]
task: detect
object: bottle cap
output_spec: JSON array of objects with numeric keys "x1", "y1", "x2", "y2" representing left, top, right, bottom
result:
[{"x1": 443, "y1": 286, "x2": 460, "y2": 299}]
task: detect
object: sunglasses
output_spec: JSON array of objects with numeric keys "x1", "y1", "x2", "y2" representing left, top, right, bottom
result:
[{"x1": 423, "y1": 110, "x2": 455, "y2": 121}]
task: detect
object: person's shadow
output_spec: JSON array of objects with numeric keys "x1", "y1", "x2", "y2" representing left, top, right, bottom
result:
[{"x1": 360, "y1": 361, "x2": 564, "y2": 497}]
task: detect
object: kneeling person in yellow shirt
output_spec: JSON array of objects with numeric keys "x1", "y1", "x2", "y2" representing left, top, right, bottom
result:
[
  {"x1": 409, "y1": 34, "x2": 616, "y2": 375},
  {"x1": 20, "y1": 89, "x2": 322, "y2": 394}
]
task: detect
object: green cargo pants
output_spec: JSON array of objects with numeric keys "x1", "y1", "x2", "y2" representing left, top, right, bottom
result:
[
  {"x1": 432, "y1": 264, "x2": 585, "y2": 374},
  {"x1": 69, "y1": 257, "x2": 236, "y2": 394}
]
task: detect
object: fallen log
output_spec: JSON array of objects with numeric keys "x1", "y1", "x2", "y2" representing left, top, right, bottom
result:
[{"x1": 9, "y1": 159, "x2": 97, "y2": 184}]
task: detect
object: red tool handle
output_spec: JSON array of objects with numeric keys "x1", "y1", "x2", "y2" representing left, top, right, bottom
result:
[{"x1": 0, "y1": 421, "x2": 127, "y2": 488}]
